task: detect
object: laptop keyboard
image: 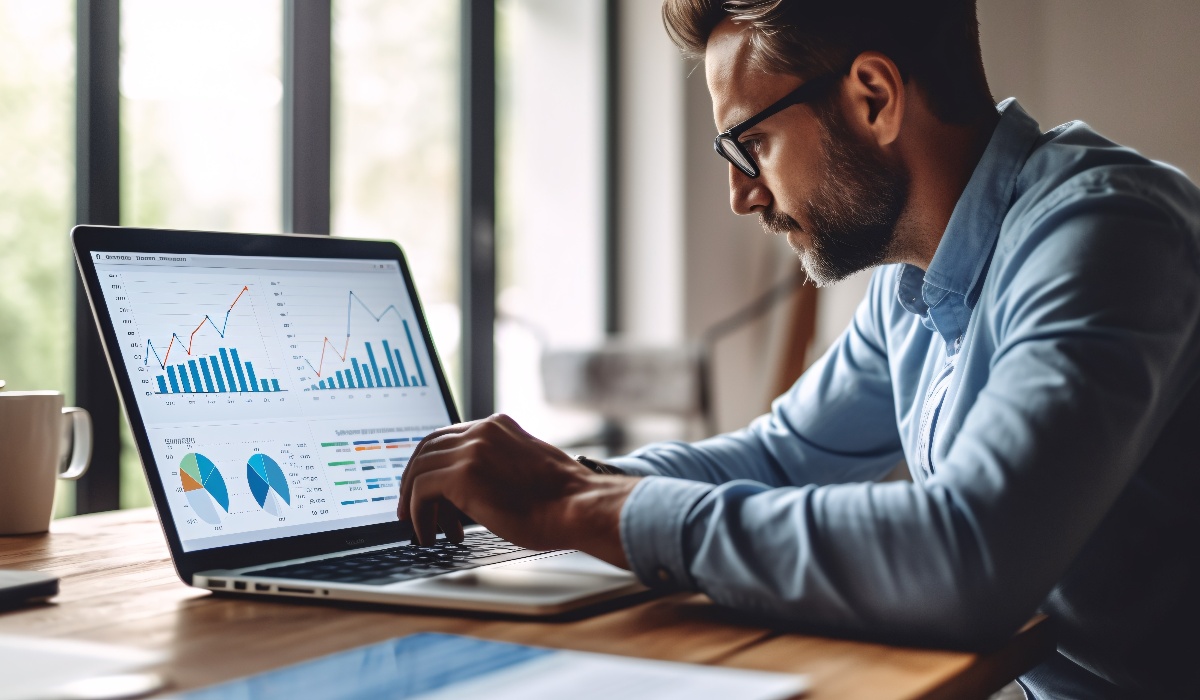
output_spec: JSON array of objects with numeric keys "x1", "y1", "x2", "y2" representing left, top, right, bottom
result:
[{"x1": 247, "y1": 532, "x2": 541, "y2": 586}]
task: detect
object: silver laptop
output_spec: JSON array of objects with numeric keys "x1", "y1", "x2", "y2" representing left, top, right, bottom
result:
[{"x1": 73, "y1": 225, "x2": 646, "y2": 615}]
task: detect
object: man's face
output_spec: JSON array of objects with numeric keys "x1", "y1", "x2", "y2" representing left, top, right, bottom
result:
[{"x1": 705, "y1": 20, "x2": 908, "y2": 286}]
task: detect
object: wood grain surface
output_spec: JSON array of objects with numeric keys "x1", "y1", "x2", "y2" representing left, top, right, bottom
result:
[{"x1": 0, "y1": 509, "x2": 1052, "y2": 698}]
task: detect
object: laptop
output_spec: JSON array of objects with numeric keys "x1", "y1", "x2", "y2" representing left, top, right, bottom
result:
[{"x1": 72, "y1": 225, "x2": 646, "y2": 615}]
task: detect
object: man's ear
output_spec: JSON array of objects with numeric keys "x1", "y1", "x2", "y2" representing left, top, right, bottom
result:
[{"x1": 841, "y1": 51, "x2": 905, "y2": 148}]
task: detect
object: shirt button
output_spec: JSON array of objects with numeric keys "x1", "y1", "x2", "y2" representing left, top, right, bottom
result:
[{"x1": 656, "y1": 567, "x2": 672, "y2": 584}]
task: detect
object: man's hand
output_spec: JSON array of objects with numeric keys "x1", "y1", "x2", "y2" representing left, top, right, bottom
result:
[{"x1": 396, "y1": 414, "x2": 637, "y2": 569}]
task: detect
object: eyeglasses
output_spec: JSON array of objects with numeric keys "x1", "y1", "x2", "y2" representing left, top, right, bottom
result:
[{"x1": 713, "y1": 71, "x2": 843, "y2": 179}]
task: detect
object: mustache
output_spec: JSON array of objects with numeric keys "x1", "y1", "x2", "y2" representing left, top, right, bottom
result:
[{"x1": 759, "y1": 209, "x2": 801, "y2": 235}]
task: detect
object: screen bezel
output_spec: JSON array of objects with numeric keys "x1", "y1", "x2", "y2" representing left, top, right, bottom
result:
[{"x1": 72, "y1": 225, "x2": 463, "y2": 582}]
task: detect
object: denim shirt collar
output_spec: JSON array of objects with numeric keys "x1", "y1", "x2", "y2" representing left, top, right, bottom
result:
[{"x1": 895, "y1": 99, "x2": 1043, "y2": 344}]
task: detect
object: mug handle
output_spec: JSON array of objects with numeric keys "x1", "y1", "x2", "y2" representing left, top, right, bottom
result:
[{"x1": 59, "y1": 407, "x2": 93, "y2": 481}]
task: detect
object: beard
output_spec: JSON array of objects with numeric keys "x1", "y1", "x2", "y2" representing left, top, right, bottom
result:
[{"x1": 760, "y1": 106, "x2": 909, "y2": 287}]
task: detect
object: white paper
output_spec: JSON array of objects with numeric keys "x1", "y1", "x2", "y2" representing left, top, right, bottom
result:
[
  {"x1": 416, "y1": 648, "x2": 809, "y2": 700},
  {"x1": 0, "y1": 635, "x2": 163, "y2": 700}
]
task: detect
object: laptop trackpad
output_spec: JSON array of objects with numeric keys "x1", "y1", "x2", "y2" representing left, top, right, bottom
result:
[{"x1": 397, "y1": 552, "x2": 636, "y2": 602}]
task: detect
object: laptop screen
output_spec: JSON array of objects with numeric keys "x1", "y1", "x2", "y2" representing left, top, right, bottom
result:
[{"x1": 91, "y1": 251, "x2": 452, "y2": 553}]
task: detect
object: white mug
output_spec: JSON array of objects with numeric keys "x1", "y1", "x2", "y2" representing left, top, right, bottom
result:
[{"x1": 0, "y1": 391, "x2": 92, "y2": 534}]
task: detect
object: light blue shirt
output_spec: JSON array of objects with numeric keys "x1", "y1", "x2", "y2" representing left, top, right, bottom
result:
[{"x1": 611, "y1": 99, "x2": 1200, "y2": 698}]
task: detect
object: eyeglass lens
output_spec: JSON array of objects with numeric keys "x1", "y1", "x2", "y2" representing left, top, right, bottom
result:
[{"x1": 716, "y1": 137, "x2": 755, "y2": 176}]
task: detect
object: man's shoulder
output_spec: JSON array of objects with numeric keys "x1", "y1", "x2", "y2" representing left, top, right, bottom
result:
[{"x1": 997, "y1": 120, "x2": 1200, "y2": 262}]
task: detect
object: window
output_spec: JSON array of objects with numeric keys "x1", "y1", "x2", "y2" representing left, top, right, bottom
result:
[
  {"x1": 121, "y1": 0, "x2": 283, "y2": 233},
  {"x1": 0, "y1": 1, "x2": 76, "y2": 515},
  {"x1": 495, "y1": 0, "x2": 606, "y2": 444}
]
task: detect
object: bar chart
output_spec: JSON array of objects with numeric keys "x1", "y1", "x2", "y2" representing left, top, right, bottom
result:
[
  {"x1": 308, "y1": 327, "x2": 427, "y2": 392},
  {"x1": 155, "y1": 346, "x2": 285, "y2": 395}
]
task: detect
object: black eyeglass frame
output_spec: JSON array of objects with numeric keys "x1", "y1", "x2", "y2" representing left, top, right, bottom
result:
[{"x1": 713, "y1": 70, "x2": 845, "y2": 179}]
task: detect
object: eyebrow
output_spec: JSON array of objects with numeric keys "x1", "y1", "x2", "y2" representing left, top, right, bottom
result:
[
  {"x1": 717, "y1": 86, "x2": 800, "y2": 134},
  {"x1": 719, "y1": 112, "x2": 753, "y2": 134}
]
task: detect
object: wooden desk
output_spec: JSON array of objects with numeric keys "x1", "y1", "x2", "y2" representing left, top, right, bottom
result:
[{"x1": 0, "y1": 509, "x2": 1053, "y2": 699}]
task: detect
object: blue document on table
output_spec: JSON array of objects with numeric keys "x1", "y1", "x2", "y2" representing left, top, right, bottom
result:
[{"x1": 175, "y1": 632, "x2": 809, "y2": 700}]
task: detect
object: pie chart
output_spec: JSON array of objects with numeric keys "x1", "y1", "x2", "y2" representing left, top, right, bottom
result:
[
  {"x1": 247, "y1": 453, "x2": 291, "y2": 516},
  {"x1": 180, "y1": 453, "x2": 230, "y2": 525}
]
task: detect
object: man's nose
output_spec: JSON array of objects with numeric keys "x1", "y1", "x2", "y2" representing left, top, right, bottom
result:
[{"x1": 729, "y1": 164, "x2": 770, "y2": 216}]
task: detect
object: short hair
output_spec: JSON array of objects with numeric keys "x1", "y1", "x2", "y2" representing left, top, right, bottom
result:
[{"x1": 662, "y1": 0, "x2": 994, "y2": 124}]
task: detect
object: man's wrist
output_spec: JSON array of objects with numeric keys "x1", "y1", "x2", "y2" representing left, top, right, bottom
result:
[
  {"x1": 558, "y1": 473, "x2": 639, "y2": 569},
  {"x1": 574, "y1": 455, "x2": 624, "y2": 475}
]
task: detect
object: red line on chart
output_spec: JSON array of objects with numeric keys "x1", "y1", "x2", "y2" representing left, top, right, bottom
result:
[
  {"x1": 144, "y1": 286, "x2": 250, "y2": 370},
  {"x1": 310, "y1": 336, "x2": 352, "y2": 379}
]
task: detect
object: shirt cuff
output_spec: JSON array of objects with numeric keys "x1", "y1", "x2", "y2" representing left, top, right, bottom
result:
[
  {"x1": 605, "y1": 455, "x2": 662, "y2": 477},
  {"x1": 619, "y1": 476, "x2": 714, "y2": 590}
]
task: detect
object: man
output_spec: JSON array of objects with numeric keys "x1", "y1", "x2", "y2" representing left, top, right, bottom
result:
[{"x1": 398, "y1": 1, "x2": 1200, "y2": 696}]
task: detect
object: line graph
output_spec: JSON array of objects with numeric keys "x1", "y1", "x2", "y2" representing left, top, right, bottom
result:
[
  {"x1": 298, "y1": 291, "x2": 428, "y2": 391},
  {"x1": 304, "y1": 292, "x2": 402, "y2": 377},
  {"x1": 144, "y1": 286, "x2": 249, "y2": 370},
  {"x1": 139, "y1": 284, "x2": 285, "y2": 395}
]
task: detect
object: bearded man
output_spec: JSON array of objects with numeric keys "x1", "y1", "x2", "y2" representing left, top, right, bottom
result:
[{"x1": 398, "y1": 2, "x2": 1200, "y2": 696}]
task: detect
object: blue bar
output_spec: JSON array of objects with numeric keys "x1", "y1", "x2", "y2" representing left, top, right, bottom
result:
[
  {"x1": 188, "y1": 360, "x2": 204, "y2": 393},
  {"x1": 393, "y1": 349, "x2": 410, "y2": 387},
  {"x1": 245, "y1": 360, "x2": 259, "y2": 392},
  {"x1": 209, "y1": 358, "x2": 227, "y2": 392},
  {"x1": 382, "y1": 341, "x2": 402, "y2": 388},
  {"x1": 364, "y1": 371, "x2": 374, "y2": 388},
  {"x1": 156, "y1": 376, "x2": 168, "y2": 393},
  {"x1": 167, "y1": 366, "x2": 181, "y2": 393},
  {"x1": 343, "y1": 369, "x2": 354, "y2": 388},
  {"x1": 219, "y1": 348, "x2": 238, "y2": 391},
  {"x1": 178, "y1": 365, "x2": 192, "y2": 393},
  {"x1": 311, "y1": 384, "x2": 318, "y2": 391},
  {"x1": 403, "y1": 321, "x2": 426, "y2": 386},
  {"x1": 230, "y1": 349, "x2": 249, "y2": 392},
  {"x1": 352, "y1": 359, "x2": 365, "y2": 387},
  {"x1": 272, "y1": 379, "x2": 281, "y2": 391},
  {"x1": 260, "y1": 379, "x2": 269, "y2": 391},
  {"x1": 336, "y1": 373, "x2": 346, "y2": 388},
  {"x1": 381, "y1": 368, "x2": 394, "y2": 387},
  {"x1": 365, "y1": 342, "x2": 383, "y2": 387},
  {"x1": 199, "y1": 359, "x2": 216, "y2": 393}
]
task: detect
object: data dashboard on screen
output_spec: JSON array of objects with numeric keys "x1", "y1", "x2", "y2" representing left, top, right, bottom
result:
[{"x1": 91, "y1": 251, "x2": 452, "y2": 552}]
